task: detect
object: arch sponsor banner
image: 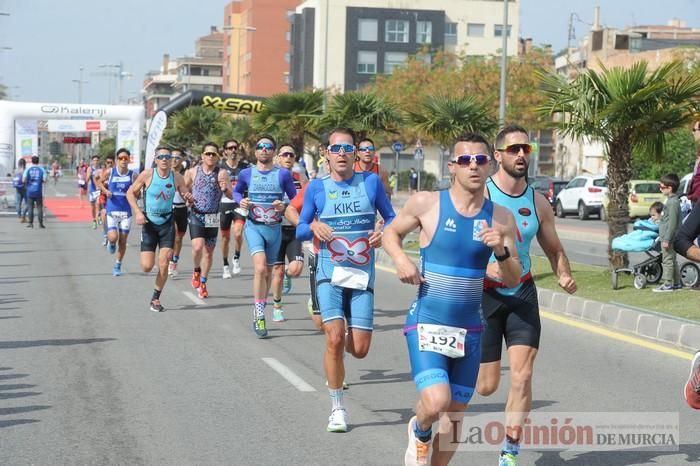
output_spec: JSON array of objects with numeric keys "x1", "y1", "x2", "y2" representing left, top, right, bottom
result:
[
  {"x1": 160, "y1": 90, "x2": 265, "y2": 116},
  {"x1": 116, "y1": 120, "x2": 140, "y2": 170},
  {"x1": 15, "y1": 120, "x2": 38, "y2": 160},
  {"x1": 47, "y1": 120, "x2": 106, "y2": 132}
]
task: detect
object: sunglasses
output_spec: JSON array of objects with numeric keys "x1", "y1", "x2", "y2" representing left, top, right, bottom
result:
[
  {"x1": 155, "y1": 153, "x2": 172, "y2": 161},
  {"x1": 278, "y1": 151, "x2": 295, "y2": 158},
  {"x1": 118, "y1": 156, "x2": 130, "y2": 161},
  {"x1": 105, "y1": 160, "x2": 114, "y2": 165},
  {"x1": 328, "y1": 143, "x2": 356, "y2": 154},
  {"x1": 226, "y1": 145, "x2": 238, "y2": 150},
  {"x1": 358, "y1": 146, "x2": 375, "y2": 152},
  {"x1": 203, "y1": 151, "x2": 219, "y2": 157},
  {"x1": 451, "y1": 154, "x2": 491, "y2": 166},
  {"x1": 171, "y1": 156, "x2": 182, "y2": 161},
  {"x1": 256, "y1": 142, "x2": 275, "y2": 151},
  {"x1": 497, "y1": 143, "x2": 532, "y2": 155}
]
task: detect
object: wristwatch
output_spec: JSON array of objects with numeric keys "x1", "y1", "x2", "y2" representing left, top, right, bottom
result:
[{"x1": 495, "y1": 246, "x2": 510, "y2": 262}]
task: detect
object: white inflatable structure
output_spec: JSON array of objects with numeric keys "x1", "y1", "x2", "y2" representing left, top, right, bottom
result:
[{"x1": 0, "y1": 100, "x2": 144, "y2": 174}]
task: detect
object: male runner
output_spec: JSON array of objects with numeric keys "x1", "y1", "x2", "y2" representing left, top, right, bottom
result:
[
  {"x1": 96, "y1": 155, "x2": 114, "y2": 246},
  {"x1": 77, "y1": 159, "x2": 88, "y2": 207},
  {"x1": 127, "y1": 146, "x2": 189, "y2": 312},
  {"x1": 168, "y1": 148, "x2": 189, "y2": 276},
  {"x1": 86, "y1": 155, "x2": 102, "y2": 229},
  {"x1": 234, "y1": 136, "x2": 297, "y2": 336},
  {"x1": 355, "y1": 137, "x2": 392, "y2": 198},
  {"x1": 383, "y1": 133, "x2": 521, "y2": 466},
  {"x1": 476, "y1": 125, "x2": 577, "y2": 466},
  {"x1": 51, "y1": 159, "x2": 60, "y2": 185},
  {"x1": 297, "y1": 127, "x2": 395, "y2": 432},
  {"x1": 96, "y1": 148, "x2": 137, "y2": 276},
  {"x1": 219, "y1": 139, "x2": 248, "y2": 278},
  {"x1": 270, "y1": 143, "x2": 307, "y2": 321},
  {"x1": 184, "y1": 142, "x2": 232, "y2": 299}
]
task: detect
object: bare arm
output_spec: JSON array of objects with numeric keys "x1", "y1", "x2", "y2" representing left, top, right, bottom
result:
[
  {"x1": 174, "y1": 172, "x2": 189, "y2": 200},
  {"x1": 535, "y1": 191, "x2": 577, "y2": 293},
  {"x1": 218, "y1": 169, "x2": 233, "y2": 199},
  {"x1": 127, "y1": 170, "x2": 150, "y2": 225},
  {"x1": 95, "y1": 168, "x2": 110, "y2": 196},
  {"x1": 285, "y1": 204, "x2": 300, "y2": 226}
]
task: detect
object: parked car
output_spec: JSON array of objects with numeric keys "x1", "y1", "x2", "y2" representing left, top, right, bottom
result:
[
  {"x1": 601, "y1": 180, "x2": 666, "y2": 220},
  {"x1": 555, "y1": 175, "x2": 607, "y2": 220},
  {"x1": 530, "y1": 176, "x2": 569, "y2": 209}
]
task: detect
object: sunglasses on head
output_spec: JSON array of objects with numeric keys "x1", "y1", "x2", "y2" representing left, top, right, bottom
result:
[
  {"x1": 358, "y1": 146, "x2": 375, "y2": 152},
  {"x1": 328, "y1": 143, "x2": 356, "y2": 154},
  {"x1": 451, "y1": 154, "x2": 491, "y2": 166},
  {"x1": 278, "y1": 151, "x2": 295, "y2": 158},
  {"x1": 497, "y1": 143, "x2": 532, "y2": 155},
  {"x1": 226, "y1": 145, "x2": 238, "y2": 150},
  {"x1": 155, "y1": 153, "x2": 172, "y2": 161},
  {"x1": 256, "y1": 142, "x2": 275, "y2": 151},
  {"x1": 203, "y1": 151, "x2": 219, "y2": 157}
]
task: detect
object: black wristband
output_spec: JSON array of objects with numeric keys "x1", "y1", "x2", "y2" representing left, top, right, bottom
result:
[{"x1": 495, "y1": 246, "x2": 510, "y2": 262}]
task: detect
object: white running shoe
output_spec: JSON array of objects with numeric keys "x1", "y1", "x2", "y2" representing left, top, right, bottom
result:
[
  {"x1": 232, "y1": 258, "x2": 241, "y2": 275},
  {"x1": 326, "y1": 408, "x2": 348, "y2": 433},
  {"x1": 168, "y1": 261, "x2": 178, "y2": 277},
  {"x1": 222, "y1": 265, "x2": 232, "y2": 279},
  {"x1": 405, "y1": 416, "x2": 431, "y2": 466}
]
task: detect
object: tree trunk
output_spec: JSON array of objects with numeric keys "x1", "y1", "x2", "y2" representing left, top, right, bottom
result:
[
  {"x1": 606, "y1": 136, "x2": 633, "y2": 270},
  {"x1": 291, "y1": 133, "x2": 305, "y2": 160}
]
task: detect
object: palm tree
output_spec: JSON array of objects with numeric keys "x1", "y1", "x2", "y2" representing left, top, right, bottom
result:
[
  {"x1": 538, "y1": 61, "x2": 700, "y2": 269},
  {"x1": 161, "y1": 106, "x2": 223, "y2": 152},
  {"x1": 251, "y1": 90, "x2": 324, "y2": 155},
  {"x1": 320, "y1": 91, "x2": 404, "y2": 141}
]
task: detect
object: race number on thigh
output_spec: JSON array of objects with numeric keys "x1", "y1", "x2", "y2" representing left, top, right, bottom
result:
[
  {"x1": 204, "y1": 213, "x2": 220, "y2": 228},
  {"x1": 417, "y1": 323, "x2": 467, "y2": 358},
  {"x1": 110, "y1": 211, "x2": 128, "y2": 221}
]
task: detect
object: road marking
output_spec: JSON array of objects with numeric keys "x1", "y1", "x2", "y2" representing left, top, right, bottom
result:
[
  {"x1": 375, "y1": 262, "x2": 694, "y2": 361},
  {"x1": 262, "y1": 357, "x2": 316, "y2": 392},
  {"x1": 182, "y1": 291, "x2": 206, "y2": 306}
]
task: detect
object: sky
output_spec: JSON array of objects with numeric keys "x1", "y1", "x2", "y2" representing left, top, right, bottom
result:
[{"x1": 0, "y1": 0, "x2": 698, "y2": 103}]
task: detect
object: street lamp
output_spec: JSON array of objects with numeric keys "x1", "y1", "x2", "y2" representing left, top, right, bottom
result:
[
  {"x1": 498, "y1": 0, "x2": 509, "y2": 125},
  {"x1": 95, "y1": 62, "x2": 131, "y2": 104},
  {"x1": 71, "y1": 66, "x2": 88, "y2": 104},
  {"x1": 223, "y1": 25, "x2": 256, "y2": 94},
  {"x1": 0, "y1": 47, "x2": 11, "y2": 51}
]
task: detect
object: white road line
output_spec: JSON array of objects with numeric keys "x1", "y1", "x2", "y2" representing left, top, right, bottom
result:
[
  {"x1": 182, "y1": 291, "x2": 206, "y2": 306},
  {"x1": 262, "y1": 357, "x2": 317, "y2": 392}
]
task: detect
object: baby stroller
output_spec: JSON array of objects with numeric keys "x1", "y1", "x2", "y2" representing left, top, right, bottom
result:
[{"x1": 611, "y1": 219, "x2": 662, "y2": 290}]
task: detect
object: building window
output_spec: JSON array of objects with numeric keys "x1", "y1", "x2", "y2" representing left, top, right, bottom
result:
[
  {"x1": 467, "y1": 23, "x2": 485, "y2": 37},
  {"x1": 417, "y1": 21, "x2": 432, "y2": 44},
  {"x1": 385, "y1": 19, "x2": 409, "y2": 43},
  {"x1": 357, "y1": 51, "x2": 377, "y2": 74},
  {"x1": 358, "y1": 18, "x2": 378, "y2": 42},
  {"x1": 445, "y1": 22, "x2": 457, "y2": 45},
  {"x1": 384, "y1": 51, "x2": 408, "y2": 74},
  {"x1": 494, "y1": 24, "x2": 512, "y2": 37},
  {"x1": 285, "y1": 52, "x2": 291, "y2": 63},
  {"x1": 286, "y1": 31, "x2": 291, "y2": 41}
]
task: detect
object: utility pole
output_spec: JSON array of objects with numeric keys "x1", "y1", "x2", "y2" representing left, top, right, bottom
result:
[
  {"x1": 498, "y1": 0, "x2": 509, "y2": 125},
  {"x1": 71, "y1": 67, "x2": 88, "y2": 103}
]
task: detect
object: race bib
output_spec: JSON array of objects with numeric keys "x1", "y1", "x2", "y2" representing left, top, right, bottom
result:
[
  {"x1": 331, "y1": 266, "x2": 369, "y2": 290},
  {"x1": 204, "y1": 213, "x2": 220, "y2": 228},
  {"x1": 89, "y1": 190, "x2": 100, "y2": 202},
  {"x1": 417, "y1": 323, "x2": 467, "y2": 358},
  {"x1": 110, "y1": 211, "x2": 128, "y2": 221}
]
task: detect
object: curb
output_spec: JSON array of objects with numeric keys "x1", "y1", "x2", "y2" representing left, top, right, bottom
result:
[{"x1": 374, "y1": 249, "x2": 700, "y2": 352}]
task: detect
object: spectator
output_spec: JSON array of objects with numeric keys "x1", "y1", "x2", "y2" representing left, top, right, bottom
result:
[
  {"x1": 653, "y1": 174, "x2": 681, "y2": 292},
  {"x1": 649, "y1": 201, "x2": 663, "y2": 224},
  {"x1": 409, "y1": 167, "x2": 418, "y2": 194},
  {"x1": 389, "y1": 171, "x2": 398, "y2": 196},
  {"x1": 688, "y1": 120, "x2": 700, "y2": 206},
  {"x1": 23, "y1": 155, "x2": 47, "y2": 228},
  {"x1": 13, "y1": 158, "x2": 28, "y2": 222}
]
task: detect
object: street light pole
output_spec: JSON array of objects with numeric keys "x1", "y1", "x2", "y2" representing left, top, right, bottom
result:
[
  {"x1": 71, "y1": 67, "x2": 88, "y2": 103},
  {"x1": 498, "y1": 0, "x2": 509, "y2": 125}
]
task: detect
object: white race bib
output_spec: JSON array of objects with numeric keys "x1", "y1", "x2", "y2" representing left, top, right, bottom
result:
[
  {"x1": 110, "y1": 211, "x2": 128, "y2": 221},
  {"x1": 204, "y1": 213, "x2": 220, "y2": 228},
  {"x1": 331, "y1": 266, "x2": 369, "y2": 290},
  {"x1": 417, "y1": 323, "x2": 467, "y2": 358}
]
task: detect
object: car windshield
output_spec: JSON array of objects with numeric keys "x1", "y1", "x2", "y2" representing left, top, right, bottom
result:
[
  {"x1": 593, "y1": 178, "x2": 607, "y2": 187},
  {"x1": 634, "y1": 183, "x2": 660, "y2": 194}
]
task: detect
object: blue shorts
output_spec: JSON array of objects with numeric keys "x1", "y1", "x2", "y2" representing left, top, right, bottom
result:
[
  {"x1": 244, "y1": 222, "x2": 281, "y2": 266},
  {"x1": 405, "y1": 322, "x2": 482, "y2": 404},
  {"x1": 316, "y1": 281, "x2": 373, "y2": 331}
]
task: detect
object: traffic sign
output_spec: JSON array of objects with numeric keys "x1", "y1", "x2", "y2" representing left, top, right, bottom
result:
[
  {"x1": 392, "y1": 142, "x2": 404, "y2": 153},
  {"x1": 414, "y1": 148, "x2": 424, "y2": 160}
]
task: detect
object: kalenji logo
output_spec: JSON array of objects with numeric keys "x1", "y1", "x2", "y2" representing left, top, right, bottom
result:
[{"x1": 444, "y1": 218, "x2": 457, "y2": 232}]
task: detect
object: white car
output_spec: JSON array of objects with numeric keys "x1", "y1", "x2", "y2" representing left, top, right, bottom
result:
[{"x1": 555, "y1": 175, "x2": 607, "y2": 220}]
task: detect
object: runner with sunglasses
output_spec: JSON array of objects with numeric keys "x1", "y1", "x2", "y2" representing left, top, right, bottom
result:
[
  {"x1": 383, "y1": 133, "x2": 521, "y2": 466},
  {"x1": 355, "y1": 137, "x2": 392, "y2": 199},
  {"x1": 95, "y1": 148, "x2": 137, "y2": 276},
  {"x1": 297, "y1": 127, "x2": 395, "y2": 432},
  {"x1": 184, "y1": 142, "x2": 233, "y2": 299},
  {"x1": 477, "y1": 125, "x2": 576, "y2": 466},
  {"x1": 219, "y1": 139, "x2": 248, "y2": 279},
  {"x1": 96, "y1": 155, "x2": 115, "y2": 246},
  {"x1": 127, "y1": 146, "x2": 189, "y2": 312},
  {"x1": 234, "y1": 136, "x2": 297, "y2": 337},
  {"x1": 269, "y1": 144, "x2": 307, "y2": 321},
  {"x1": 168, "y1": 148, "x2": 188, "y2": 277}
]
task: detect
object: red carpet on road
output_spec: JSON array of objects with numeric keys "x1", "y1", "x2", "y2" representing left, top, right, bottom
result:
[{"x1": 44, "y1": 197, "x2": 94, "y2": 223}]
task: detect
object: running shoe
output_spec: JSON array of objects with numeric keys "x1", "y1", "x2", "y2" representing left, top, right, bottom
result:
[
  {"x1": 232, "y1": 258, "x2": 241, "y2": 275},
  {"x1": 198, "y1": 283, "x2": 209, "y2": 299},
  {"x1": 112, "y1": 262, "x2": 122, "y2": 277},
  {"x1": 26, "y1": 223, "x2": 33, "y2": 228},
  {"x1": 404, "y1": 416, "x2": 431, "y2": 466},
  {"x1": 92, "y1": 220, "x2": 97, "y2": 229},
  {"x1": 149, "y1": 299, "x2": 164, "y2": 312},
  {"x1": 307, "y1": 297, "x2": 314, "y2": 316},
  {"x1": 97, "y1": 216, "x2": 103, "y2": 225},
  {"x1": 685, "y1": 350, "x2": 700, "y2": 409},
  {"x1": 272, "y1": 305, "x2": 285, "y2": 322},
  {"x1": 326, "y1": 408, "x2": 348, "y2": 433},
  {"x1": 108, "y1": 242, "x2": 117, "y2": 254},
  {"x1": 499, "y1": 452, "x2": 518, "y2": 466},
  {"x1": 168, "y1": 261, "x2": 178, "y2": 277},
  {"x1": 253, "y1": 318, "x2": 268, "y2": 338},
  {"x1": 191, "y1": 271, "x2": 201, "y2": 289},
  {"x1": 283, "y1": 274, "x2": 292, "y2": 294},
  {"x1": 652, "y1": 283, "x2": 674, "y2": 293},
  {"x1": 102, "y1": 235, "x2": 108, "y2": 246},
  {"x1": 222, "y1": 265, "x2": 232, "y2": 279}
]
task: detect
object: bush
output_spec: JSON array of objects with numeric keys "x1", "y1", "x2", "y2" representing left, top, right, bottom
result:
[{"x1": 396, "y1": 170, "x2": 436, "y2": 191}]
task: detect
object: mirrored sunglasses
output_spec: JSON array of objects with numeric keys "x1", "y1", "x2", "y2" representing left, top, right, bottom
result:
[
  {"x1": 328, "y1": 143, "x2": 356, "y2": 154},
  {"x1": 256, "y1": 142, "x2": 275, "y2": 151},
  {"x1": 497, "y1": 143, "x2": 532, "y2": 155},
  {"x1": 451, "y1": 154, "x2": 491, "y2": 166}
]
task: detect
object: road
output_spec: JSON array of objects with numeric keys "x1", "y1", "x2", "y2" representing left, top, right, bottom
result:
[{"x1": 1, "y1": 185, "x2": 699, "y2": 465}]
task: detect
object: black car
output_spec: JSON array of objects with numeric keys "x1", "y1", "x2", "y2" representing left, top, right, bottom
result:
[{"x1": 530, "y1": 176, "x2": 569, "y2": 209}]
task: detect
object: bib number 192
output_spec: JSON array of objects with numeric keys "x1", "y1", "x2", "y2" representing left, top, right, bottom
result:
[{"x1": 417, "y1": 323, "x2": 466, "y2": 358}]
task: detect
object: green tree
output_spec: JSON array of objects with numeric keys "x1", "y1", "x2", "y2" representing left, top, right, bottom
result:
[
  {"x1": 631, "y1": 128, "x2": 696, "y2": 180},
  {"x1": 161, "y1": 106, "x2": 223, "y2": 152},
  {"x1": 251, "y1": 90, "x2": 324, "y2": 155},
  {"x1": 538, "y1": 61, "x2": 700, "y2": 269},
  {"x1": 97, "y1": 137, "x2": 116, "y2": 159},
  {"x1": 320, "y1": 91, "x2": 404, "y2": 141}
]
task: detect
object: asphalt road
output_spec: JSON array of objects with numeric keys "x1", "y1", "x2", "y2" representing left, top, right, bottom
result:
[{"x1": 1, "y1": 186, "x2": 699, "y2": 465}]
